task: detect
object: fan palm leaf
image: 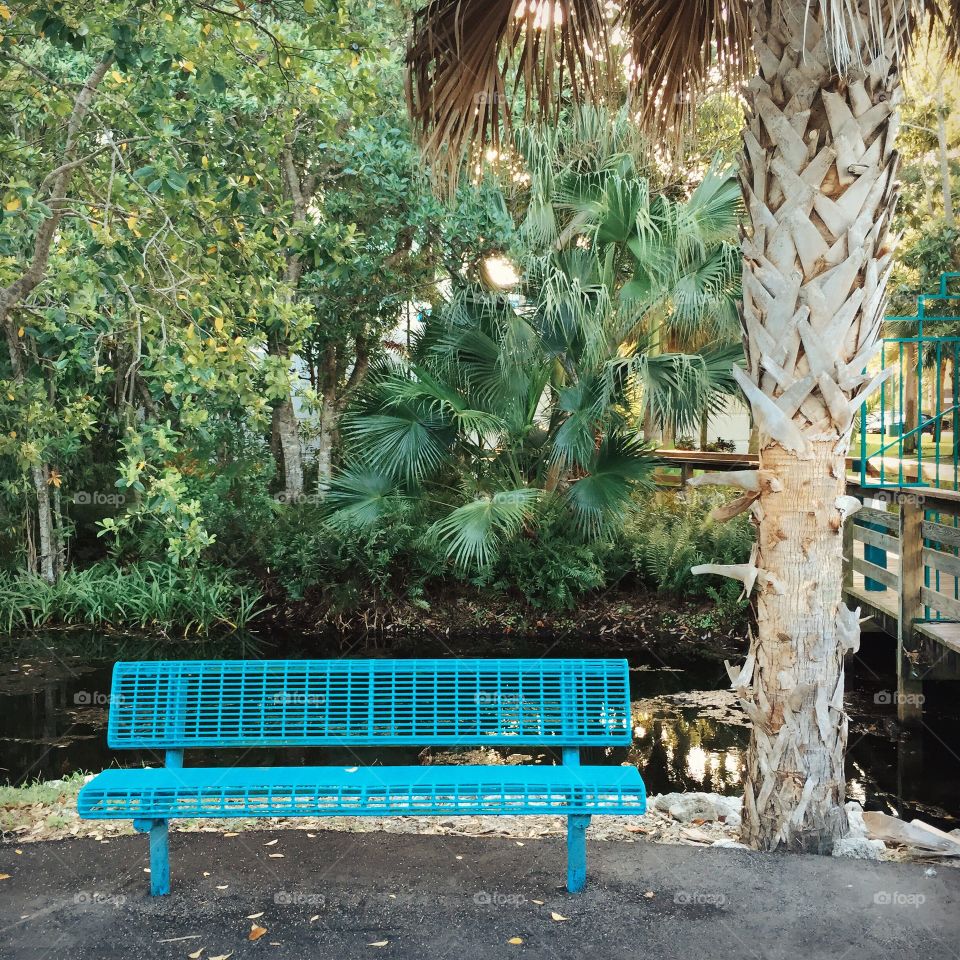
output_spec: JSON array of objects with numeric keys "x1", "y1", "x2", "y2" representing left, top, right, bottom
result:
[{"x1": 431, "y1": 487, "x2": 542, "y2": 567}]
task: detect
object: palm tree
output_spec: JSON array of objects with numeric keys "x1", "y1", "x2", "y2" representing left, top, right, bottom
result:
[
  {"x1": 332, "y1": 110, "x2": 741, "y2": 566},
  {"x1": 406, "y1": 0, "x2": 960, "y2": 852}
]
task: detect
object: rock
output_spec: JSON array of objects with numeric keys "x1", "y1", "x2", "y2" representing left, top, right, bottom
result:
[
  {"x1": 844, "y1": 801, "x2": 868, "y2": 839},
  {"x1": 653, "y1": 791, "x2": 743, "y2": 825},
  {"x1": 832, "y1": 837, "x2": 886, "y2": 860},
  {"x1": 711, "y1": 839, "x2": 750, "y2": 850}
]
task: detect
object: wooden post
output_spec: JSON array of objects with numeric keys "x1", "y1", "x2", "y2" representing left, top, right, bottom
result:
[
  {"x1": 897, "y1": 499, "x2": 925, "y2": 725},
  {"x1": 842, "y1": 506, "x2": 854, "y2": 592}
]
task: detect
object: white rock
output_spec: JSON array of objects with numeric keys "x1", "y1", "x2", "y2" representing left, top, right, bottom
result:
[
  {"x1": 832, "y1": 837, "x2": 886, "y2": 860},
  {"x1": 711, "y1": 839, "x2": 751, "y2": 850},
  {"x1": 844, "y1": 801, "x2": 868, "y2": 839},
  {"x1": 654, "y1": 792, "x2": 743, "y2": 824}
]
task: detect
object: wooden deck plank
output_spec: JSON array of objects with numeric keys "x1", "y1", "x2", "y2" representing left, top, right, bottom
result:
[{"x1": 915, "y1": 621, "x2": 960, "y2": 655}]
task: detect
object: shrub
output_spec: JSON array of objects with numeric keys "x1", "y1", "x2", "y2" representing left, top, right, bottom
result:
[
  {"x1": 480, "y1": 519, "x2": 613, "y2": 611},
  {"x1": 627, "y1": 488, "x2": 753, "y2": 598},
  {"x1": 264, "y1": 501, "x2": 447, "y2": 609}
]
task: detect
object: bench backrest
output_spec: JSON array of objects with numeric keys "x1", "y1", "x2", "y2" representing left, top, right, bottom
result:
[{"x1": 107, "y1": 658, "x2": 632, "y2": 749}]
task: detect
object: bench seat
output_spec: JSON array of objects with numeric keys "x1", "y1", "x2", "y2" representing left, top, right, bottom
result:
[{"x1": 79, "y1": 764, "x2": 646, "y2": 819}]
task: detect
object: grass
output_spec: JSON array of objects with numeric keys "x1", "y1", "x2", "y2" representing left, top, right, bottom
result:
[
  {"x1": 0, "y1": 561, "x2": 266, "y2": 637},
  {"x1": 0, "y1": 773, "x2": 85, "y2": 810}
]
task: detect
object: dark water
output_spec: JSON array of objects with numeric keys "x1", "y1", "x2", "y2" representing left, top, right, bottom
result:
[{"x1": 1, "y1": 631, "x2": 958, "y2": 829}]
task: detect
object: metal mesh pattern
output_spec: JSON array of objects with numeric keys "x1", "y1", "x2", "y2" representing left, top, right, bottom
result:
[
  {"x1": 107, "y1": 659, "x2": 632, "y2": 748},
  {"x1": 78, "y1": 765, "x2": 647, "y2": 819}
]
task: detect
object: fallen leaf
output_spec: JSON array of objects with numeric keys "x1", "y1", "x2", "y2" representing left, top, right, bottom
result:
[
  {"x1": 268, "y1": 854, "x2": 284, "y2": 859},
  {"x1": 209, "y1": 954, "x2": 232, "y2": 960},
  {"x1": 216, "y1": 885, "x2": 229, "y2": 891},
  {"x1": 203, "y1": 872, "x2": 211, "y2": 877},
  {"x1": 309, "y1": 915, "x2": 320, "y2": 923},
  {"x1": 0, "y1": 874, "x2": 10, "y2": 881},
  {"x1": 249, "y1": 925, "x2": 268, "y2": 942},
  {"x1": 643, "y1": 891, "x2": 655, "y2": 899},
  {"x1": 264, "y1": 839, "x2": 278, "y2": 846},
  {"x1": 508, "y1": 937, "x2": 524, "y2": 945},
  {"x1": 368, "y1": 940, "x2": 389, "y2": 948},
  {"x1": 247, "y1": 912, "x2": 264, "y2": 920},
  {"x1": 223, "y1": 832, "x2": 239, "y2": 838},
  {"x1": 550, "y1": 912, "x2": 569, "y2": 922},
  {"x1": 531, "y1": 900, "x2": 544, "y2": 906},
  {"x1": 15, "y1": 850, "x2": 22, "y2": 855},
  {"x1": 455, "y1": 856, "x2": 463, "y2": 861},
  {"x1": 188, "y1": 950, "x2": 204, "y2": 959},
  {"x1": 515, "y1": 842, "x2": 524, "y2": 847},
  {"x1": 388, "y1": 894, "x2": 396, "y2": 899}
]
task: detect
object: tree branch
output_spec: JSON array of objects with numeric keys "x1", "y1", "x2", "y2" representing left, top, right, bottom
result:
[{"x1": 1, "y1": 54, "x2": 114, "y2": 317}]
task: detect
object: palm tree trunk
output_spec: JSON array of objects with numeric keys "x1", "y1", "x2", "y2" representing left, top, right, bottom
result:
[{"x1": 735, "y1": 0, "x2": 905, "y2": 851}]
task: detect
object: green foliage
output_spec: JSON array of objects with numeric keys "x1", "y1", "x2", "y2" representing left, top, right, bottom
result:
[
  {"x1": 480, "y1": 519, "x2": 613, "y2": 611},
  {"x1": 627, "y1": 488, "x2": 753, "y2": 597},
  {"x1": 334, "y1": 107, "x2": 742, "y2": 571},
  {"x1": 266, "y1": 501, "x2": 447, "y2": 608},
  {"x1": 0, "y1": 561, "x2": 264, "y2": 635}
]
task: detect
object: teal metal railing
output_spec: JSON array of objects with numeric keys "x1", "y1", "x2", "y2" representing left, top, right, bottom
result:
[
  {"x1": 859, "y1": 272, "x2": 960, "y2": 491},
  {"x1": 856, "y1": 272, "x2": 960, "y2": 620}
]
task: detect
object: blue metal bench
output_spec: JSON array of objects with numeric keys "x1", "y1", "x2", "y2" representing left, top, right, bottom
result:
[{"x1": 77, "y1": 658, "x2": 646, "y2": 895}]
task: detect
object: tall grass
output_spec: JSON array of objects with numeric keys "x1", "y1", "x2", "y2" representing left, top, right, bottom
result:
[{"x1": 0, "y1": 561, "x2": 265, "y2": 636}]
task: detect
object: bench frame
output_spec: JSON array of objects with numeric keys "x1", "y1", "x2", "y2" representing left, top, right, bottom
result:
[
  {"x1": 129, "y1": 746, "x2": 596, "y2": 896},
  {"x1": 80, "y1": 659, "x2": 643, "y2": 896}
]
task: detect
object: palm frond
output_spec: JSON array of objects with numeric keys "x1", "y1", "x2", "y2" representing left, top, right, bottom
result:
[
  {"x1": 340, "y1": 406, "x2": 453, "y2": 486},
  {"x1": 624, "y1": 344, "x2": 743, "y2": 434},
  {"x1": 563, "y1": 431, "x2": 655, "y2": 534},
  {"x1": 406, "y1": 0, "x2": 610, "y2": 186},
  {"x1": 324, "y1": 469, "x2": 403, "y2": 530},
  {"x1": 619, "y1": 0, "x2": 751, "y2": 140},
  {"x1": 431, "y1": 488, "x2": 542, "y2": 567}
]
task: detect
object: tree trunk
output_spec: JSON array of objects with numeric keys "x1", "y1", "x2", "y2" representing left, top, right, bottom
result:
[
  {"x1": 743, "y1": 441, "x2": 848, "y2": 849},
  {"x1": 272, "y1": 389, "x2": 304, "y2": 503},
  {"x1": 316, "y1": 399, "x2": 339, "y2": 495},
  {"x1": 733, "y1": 0, "x2": 905, "y2": 851},
  {"x1": 699, "y1": 410, "x2": 709, "y2": 450},
  {"x1": 30, "y1": 463, "x2": 56, "y2": 584}
]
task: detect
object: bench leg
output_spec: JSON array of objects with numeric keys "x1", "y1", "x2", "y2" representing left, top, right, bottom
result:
[
  {"x1": 134, "y1": 818, "x2": 170, "y2": 895},
  {"x1": 566, "y1": 815, "x2": 591, "y2": 893}
]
